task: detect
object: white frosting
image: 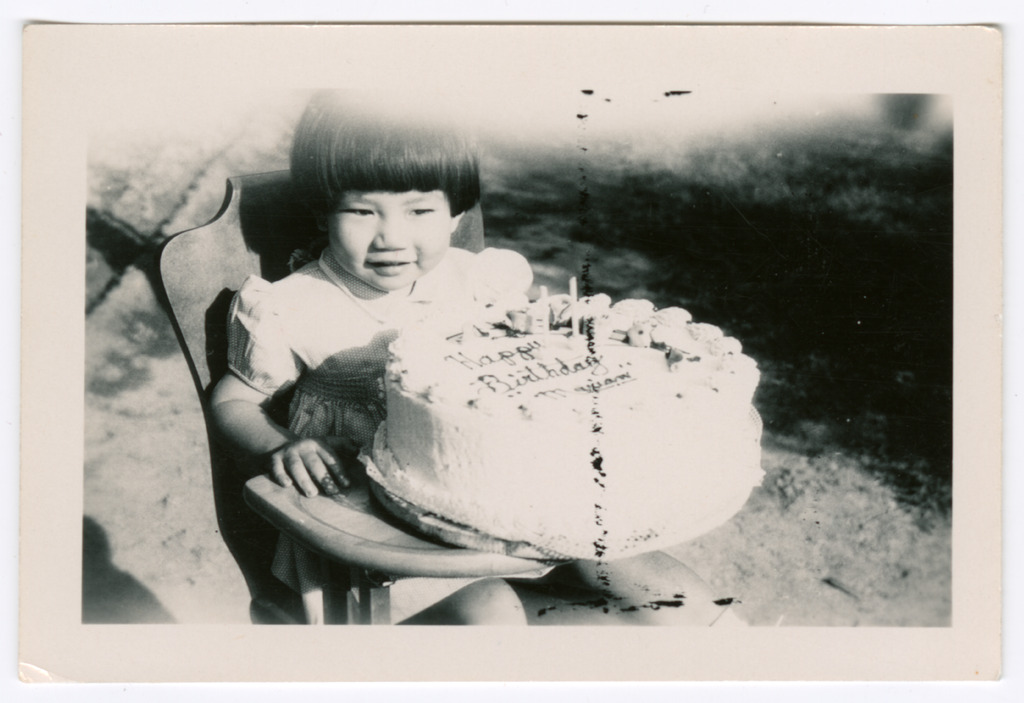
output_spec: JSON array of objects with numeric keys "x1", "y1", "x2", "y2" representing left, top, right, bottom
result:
[{"x1": 367, "y1": 299, "x2": 765, "y2": 560}]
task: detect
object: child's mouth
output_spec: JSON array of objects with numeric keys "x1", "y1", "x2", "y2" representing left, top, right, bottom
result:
[{"x1": 367, "y1": 260, "x2": 414, "y2": 275}]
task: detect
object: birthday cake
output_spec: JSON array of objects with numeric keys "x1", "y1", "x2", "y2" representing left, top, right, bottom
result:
[{"x1": 365, "y1": 293, "x2": 764, "y2": 561}]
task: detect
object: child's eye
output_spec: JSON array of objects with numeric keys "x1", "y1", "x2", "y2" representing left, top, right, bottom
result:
[
  {"x1": 411, "y1": 209, "x2": 435, "y2": 216},
  {"x1": 341, "y1": 208, "x2": 374, "y2": 216}
]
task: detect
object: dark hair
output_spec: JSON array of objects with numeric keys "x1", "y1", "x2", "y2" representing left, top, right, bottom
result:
[{"x1": 290, "y1": 91, "x2": 480, "y2": 217}]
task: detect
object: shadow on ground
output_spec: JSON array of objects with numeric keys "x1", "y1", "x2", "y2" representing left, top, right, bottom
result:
[{"x1": 82, "y1": 516, "x2": 175, "y2": 624}]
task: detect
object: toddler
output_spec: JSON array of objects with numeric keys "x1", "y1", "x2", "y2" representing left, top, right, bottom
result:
[{"x1": 212, "y1": 91, "x2": 738, "y2": 626}]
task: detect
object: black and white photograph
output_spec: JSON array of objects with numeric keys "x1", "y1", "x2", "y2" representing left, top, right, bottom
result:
[{"x1": 20, "y1": 24, "x2": 1002, "y2": 682}]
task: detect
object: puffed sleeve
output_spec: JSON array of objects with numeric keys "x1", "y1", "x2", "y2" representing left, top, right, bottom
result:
[
  {"x1": 225, "y1": 275, "x2": 303, "y2": 396},
  {"x1": 466, "y1": 248, "x2": 534, "y2": 305}
]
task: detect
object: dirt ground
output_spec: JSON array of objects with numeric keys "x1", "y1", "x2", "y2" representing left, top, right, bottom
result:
[{"x1": 82, "y1": 95, "x2": 951, "y2": 626}]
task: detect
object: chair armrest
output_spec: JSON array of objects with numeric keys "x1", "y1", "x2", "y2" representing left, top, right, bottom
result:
[{"x1": 243, "y1": 475, "x2": 547, "y2": 579}]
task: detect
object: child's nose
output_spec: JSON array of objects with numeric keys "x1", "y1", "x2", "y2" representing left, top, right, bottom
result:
[{"x1": 372, "y1": 217, "x2": 410, "y2": 249}]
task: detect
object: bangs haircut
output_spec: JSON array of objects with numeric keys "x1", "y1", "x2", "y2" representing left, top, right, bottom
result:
[{"x1": 291, "y1": 92, "x2": 480, "y2": 217}]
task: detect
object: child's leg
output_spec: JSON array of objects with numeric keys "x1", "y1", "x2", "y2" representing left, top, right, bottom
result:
[
  {"x1": 399, "y1": 578, "x2": 527, "y2": 625},
  {"x1": 519, "y1": 551, "x2": 729, "y2": 625}
]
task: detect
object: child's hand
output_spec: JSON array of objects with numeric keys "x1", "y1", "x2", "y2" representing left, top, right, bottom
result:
[
  {"x1": 268, "y1": 436, "x2": 360, "y2": 498},
  {"x1": 210, "y1": 374, "x2": 362, "y2": 497}
]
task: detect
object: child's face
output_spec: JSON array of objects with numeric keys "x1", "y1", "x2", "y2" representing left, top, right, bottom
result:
[{"x1": 325, "y1": 190, "x2": 463, "y2": 292}]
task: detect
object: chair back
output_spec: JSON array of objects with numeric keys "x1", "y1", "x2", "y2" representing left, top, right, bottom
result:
[{"x1": 156, "y1": 170, "x2": 485, "y2": 606}]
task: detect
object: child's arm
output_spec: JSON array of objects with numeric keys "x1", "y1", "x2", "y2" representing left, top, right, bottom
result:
[{"x1": 210, "y1": 374, "x2": 355, "y2": 497}]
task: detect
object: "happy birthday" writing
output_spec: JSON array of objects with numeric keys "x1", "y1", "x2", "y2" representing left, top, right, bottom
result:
[
  {"x1": 473, "y1": 355, "x2": 610, "y2": 395},
  {"x1": 444, "y1": 340, "x2": 543, "y2": 370}
]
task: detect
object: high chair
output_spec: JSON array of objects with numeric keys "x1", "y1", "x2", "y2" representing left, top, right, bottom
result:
[{"x1": 157, "y1": 171, "x2": 545, "y2": 624}]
